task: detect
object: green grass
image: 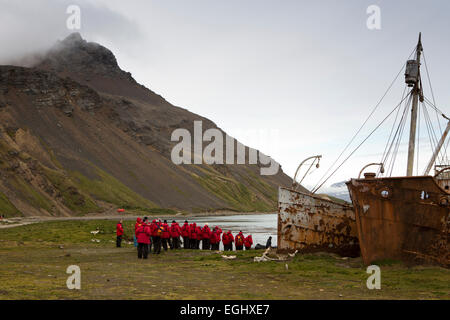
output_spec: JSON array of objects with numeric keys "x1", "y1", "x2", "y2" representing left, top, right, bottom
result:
[
  {"x1": 43, "y1": 168, "x2": 101, "y2": 215},
  {"x1": 70, "y1": 166, "x2": 157, "y2": 210},
  {"x1": 9, "y1": 176, "x2": 53, "y2": 212},
  {"x1": 0, "y1": 191, "x2": 21, "y2": 217},
  {"x1": 194, "y1": 168, "x2": 274, "y2": 212},
  {"x1": 0, "y1": 220, "x2": 448, "y2": 300}
]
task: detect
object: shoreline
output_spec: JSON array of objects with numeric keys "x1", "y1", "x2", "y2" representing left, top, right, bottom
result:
[{"x1": 0, "y1": 211, "x2": 276, "y2": 229}]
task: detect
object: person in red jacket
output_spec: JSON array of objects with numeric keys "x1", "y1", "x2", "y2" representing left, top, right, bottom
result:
[
  {"x1": 181, "y1": 221, "x2": 190, "y2": 249},
  {"x1": 161, "y1": 220, "x2": 171, "y2": 251},
  {"x1": 210, "y1": 227, "x2": 220, "y2": 250},
  {"x1": 228, "y1": 231, "x2": 235, "y2": 251},
  {"x1": 170, "y1": 220, "x2": 182, "y2": 249},
  {"x1": 116, "y1": 219, "x2": 124, "y2": 248},
  {"x1": 151, "y1": 219, "x2": 162, "y2": 254},
  {"x1": 244, "y1": 234, "x2": 253, "y2": 250},
  {"x1": 195, "y1": 225, "x2": 202, "y2": 249},
  {"x1": 201, "y1": 224, "x2": 212, "y2": 250},
  {"x1": 235, "y1": 231, "x2": 245, "y2": 250},
  {"x1": 136, "y1": 217, "x2": 151, "y2": 259},
  {"x1": 134, "y1": 217, "x2": 142, "y2": 248},
  {"x1": 189, "y1": 223, "x2": 198, "y2": 249},
  {"x1": 223, "y1": 230, "x2": 234, "y2": 251}
]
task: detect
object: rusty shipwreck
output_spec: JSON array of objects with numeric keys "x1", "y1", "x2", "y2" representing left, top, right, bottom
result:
[
  {"x1": 277, "y1": 156, "x2": 360, "y2": 257},
  {"x1": 345, "y1": 34, "x2": 449, "y2": 267}
]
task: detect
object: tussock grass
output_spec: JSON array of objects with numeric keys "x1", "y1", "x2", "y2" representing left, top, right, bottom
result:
[{"x1": 0, "y1": 220, "x2": 448, "y2": 300}]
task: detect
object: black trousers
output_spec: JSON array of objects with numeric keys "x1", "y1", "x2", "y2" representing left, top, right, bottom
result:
[
  {"x1": 224, "y1": 244, "x2": 232, "y2": 251},
  {"x1": 202, "y1": 238, "x2": 210, "y2": 250},
  {"x1": 152, "y1": 236, "x2": 161, "y2": 254},
  {"x1": 236, "y1": 245, "x2": 243, "y2": 251},
  {"x1": 245, "y1": 246, "x2": 251, "y2": 250},
  {"x1": 162, "y1": 238, "x2": 169, "y2": 251},
  {"x1": 116, "y1": 235, "x2": 122, "y2": 247},
  {"x1": 138, "y1": 243, "x2": 149, "y2": 259},
  {"x1": 183, "y1": 237, "x2": 189, "y2": 249},
  {"x1": 210, "y1": 243, "x2": 219, "y2": 250},
  {"x1": 172, "y1": 237, "x2": 180, "y2": 249},
  {"x1": 196, "y1": 239, "x2": 200, "y2": 249}
]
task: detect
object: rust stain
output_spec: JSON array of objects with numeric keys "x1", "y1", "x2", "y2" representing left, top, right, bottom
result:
[
  {"x1": 347, "y1": 175, "x2": 449, "y2": 268},
  {"x1": 277, "y1": 187, "x2": 359, "y2": 257}
]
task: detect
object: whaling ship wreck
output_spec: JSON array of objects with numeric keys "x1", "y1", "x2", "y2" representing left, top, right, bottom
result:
[
  {"x1": 346, "y1": 34, "x2": 449, "y2": 267},
  {"x1": 278, "y1": 156, "x2": 360, "y2": 257},
  {"x1": 278, "y1": 34, "x2": 449, "y2": 267}
]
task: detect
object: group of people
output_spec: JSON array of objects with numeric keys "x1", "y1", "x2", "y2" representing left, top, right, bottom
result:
[{"x1": 116, "y1": 218, "x2": 254, "y2": 259}]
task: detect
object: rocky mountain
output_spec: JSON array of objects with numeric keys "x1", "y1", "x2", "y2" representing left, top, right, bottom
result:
[
  {"x1": 324, "y1": 181, "x2": 351, "y2": 202},
  {"x1": 0, "y1": 33, "x2": 300, "y2": 217}
]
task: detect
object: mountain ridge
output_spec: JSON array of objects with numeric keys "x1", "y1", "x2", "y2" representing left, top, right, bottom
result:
[{"x1": 0, "y1": 33, "x2": 303, "y2": 217}]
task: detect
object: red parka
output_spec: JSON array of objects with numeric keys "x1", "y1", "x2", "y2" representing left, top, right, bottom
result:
[
  {"x1": 161, "y1": 223, "x2": 170, "y2": 239},
  {"x1": 135, "y1": 219, "x2": 143, "y2": 237},
  {"x1": 170, "y1": 223, "x2": 181, "y2": 237},
  {"x1": 136, "y1": 223, "x2": 151, "y2": 244},
  {"x1": 210, "y1": 230, "x2": 220, "y2": 244},
  {"x1": 116, "y1": 222, "x2": 124, "y2": 236},
  {"x1": 196, "y1": 226, "x2": 203, "y2": 240},
  {"x1": 201, "y1": 225, "x2": 212, "y2": 239},
  {"x1": 181, "y1": 222, "x2": 190, "y2": 237},
  {"x1": 235, "y1": 232, "x2": 245, "y2": 246},
  {"x1": 222, "y1": 232, "x2": 233, "y2": 245},
  {"x1": 189, "y1": 223, "x2": 198, "y2": 239},
  {"x1": 244, "y1": 235, "x2": 253, "y2": 248}
]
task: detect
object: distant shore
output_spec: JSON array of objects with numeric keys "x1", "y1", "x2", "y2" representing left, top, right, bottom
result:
[{"x1": 0, "y1": 211, "x2": 276, "y2": 229}]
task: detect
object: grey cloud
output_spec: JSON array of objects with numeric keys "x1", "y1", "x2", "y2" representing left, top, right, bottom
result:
[{"x1": 0, "y1": 0, "x2": 142, "y2": 65}]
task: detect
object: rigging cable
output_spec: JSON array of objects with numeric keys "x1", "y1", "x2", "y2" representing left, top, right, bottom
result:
[
  {"x1": 311, "y1": 47, "x2": 417, "y2": 193},
  {"x1": 378, "y1": 86, "x2": 408, "y2": 176},
  {"x1": 312, "y1": 90, "x2": 413, "y2": 193}
]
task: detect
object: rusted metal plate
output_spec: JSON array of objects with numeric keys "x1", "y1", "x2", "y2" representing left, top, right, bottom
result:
[
  {"x1": 347, "y1": 176, "x2": 449, "y2": 267},
  {"x1": 277, "y1": 187, "x2": 359, "y2": 257}
]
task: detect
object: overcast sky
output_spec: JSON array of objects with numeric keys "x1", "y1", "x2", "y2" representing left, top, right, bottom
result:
[{"x1": 1, "y1": 0, "x2": 449, "y2": 190}]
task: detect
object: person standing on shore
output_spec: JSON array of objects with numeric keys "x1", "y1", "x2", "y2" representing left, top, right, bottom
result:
[
  {"x1": 151, "y1": 220, "x2": 162, "y2": 254},
  {"x1": 161, "y1": 220, "x2": 170, "y2": 251},
  {"x1": 170, "y1": 220, "x2": 181, "y2": 249},
  {"x1": 227, "y1": 231, "x2": 234, "y2": 251},
  {"x1": 116, "y1": 219, "x2": 124, "y2": 248},
  {"x1": 201, "y1": 223, "x2": 211, "y2": 250},
  {"x1": 189, "y1": 222, "x2": 197, "y2": 249},
  {"x1": 235, "y1": 231, "x2": 244, "y2": 250},
  {"x1": 136, "y1": 217, "x2": 151, "y2": 259},
  {"x1": 195, "y1": 224, "x2": 202, "y2": 249},
  {"x1": 244, "y1": 234, "x2": 253, "y2": 250},
  {"x1": 222, "y1": 230, "x2": 234, "y2": 251},
  {"x1": 134, "y1": 218, "x2": 142, "y2": 248},
  {"x1": 181, "y1": 220, "x2": 190, "y2": 249},
  {"x1": 266, "y1": 236, "x2": 272, "y2": 249},
  {"x1": 211, "y1": 227, "x2": 222, "y2": 250}
]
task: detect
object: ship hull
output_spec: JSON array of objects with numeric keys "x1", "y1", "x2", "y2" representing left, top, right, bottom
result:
[
  {"x1": 277, "y1": 187, "x2": 359, "y2": 257},
  {"x1": 346, "y1": 176, "x2": 449, "y2": 267}
]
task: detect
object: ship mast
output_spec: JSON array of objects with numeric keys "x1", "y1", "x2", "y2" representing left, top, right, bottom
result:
[{"x1": 406, "y1": 33, "x2": 424, "y2": 176}]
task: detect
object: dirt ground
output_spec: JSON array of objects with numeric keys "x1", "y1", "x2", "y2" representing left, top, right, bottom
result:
[{"x1": 0, "y1": 220, "x2": 449, "y2": 300}]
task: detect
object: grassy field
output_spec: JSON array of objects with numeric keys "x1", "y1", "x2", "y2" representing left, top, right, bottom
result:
[{"x1": 0, "y1": 220, "x2": 448, "y2": 300}]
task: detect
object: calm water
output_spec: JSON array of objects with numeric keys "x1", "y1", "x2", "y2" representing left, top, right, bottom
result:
[{"x1": 176, "y1": 213, "x2": 277, "y2": 250}]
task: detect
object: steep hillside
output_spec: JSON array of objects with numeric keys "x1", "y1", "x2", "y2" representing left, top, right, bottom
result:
[{"x1": 0, "y1": 33, "x2": 301, "y2": 217}]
